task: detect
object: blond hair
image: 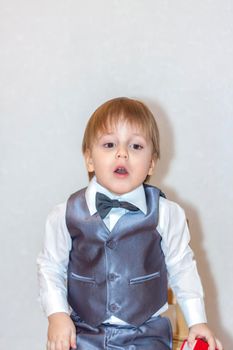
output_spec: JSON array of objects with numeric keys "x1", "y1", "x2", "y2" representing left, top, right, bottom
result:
[{"x1": 82, "y1": 97, "x2": 160, "y2": 181}]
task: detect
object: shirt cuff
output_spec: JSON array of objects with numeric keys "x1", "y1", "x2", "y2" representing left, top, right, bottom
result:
[
  {"x1": 178, "y1": 298, "x2": 207, "y2": 327},
  {"x1": 40, "y1": 291, "x2": 70, "y2": 317}
]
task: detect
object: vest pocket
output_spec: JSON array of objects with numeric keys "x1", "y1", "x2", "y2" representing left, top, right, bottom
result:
[
  {"x1": 70, "y1": 272, "x2": 95, "y2": 284},
  {"x1": 129, "y1": 271, "x2": 160, "y2": 285}
]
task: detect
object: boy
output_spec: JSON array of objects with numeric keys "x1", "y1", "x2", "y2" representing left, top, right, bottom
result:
[{"x1": 37, "y1": 97, "x2": 222, "y2": 350}]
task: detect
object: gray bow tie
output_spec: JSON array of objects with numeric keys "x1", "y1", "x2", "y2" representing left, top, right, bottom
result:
[{"x1": 96, "y1": 192, "x2": 139, "y2": 219}]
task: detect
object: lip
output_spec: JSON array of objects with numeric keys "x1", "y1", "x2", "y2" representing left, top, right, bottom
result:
[{"x1": 113, "y1": 166, "x2": 129, "y2": 177}]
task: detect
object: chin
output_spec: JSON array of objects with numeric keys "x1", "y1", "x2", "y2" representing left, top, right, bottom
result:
[
  {"x1": 108, "y1": 188, "x2": 126, "y2": 195},
  {"x1": 109, "y1": 185, "x2": 136, "y2": 195}
]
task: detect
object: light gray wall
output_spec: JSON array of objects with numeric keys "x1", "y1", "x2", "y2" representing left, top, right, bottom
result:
[{"x1": 1, "y1": 1, "x2": 232, "y2": 348}]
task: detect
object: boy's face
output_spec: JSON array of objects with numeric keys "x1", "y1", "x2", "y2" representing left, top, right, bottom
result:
[{"x1": 84, "y1": 120, "x2": 155, "y2": 195}]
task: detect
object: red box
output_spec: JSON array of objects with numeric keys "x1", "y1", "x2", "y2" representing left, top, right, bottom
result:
[{"x1": 180, "y1": 339, "x2": 210, "y2": 350}]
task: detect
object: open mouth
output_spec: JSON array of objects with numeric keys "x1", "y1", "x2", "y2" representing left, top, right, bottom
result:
[{"x1": 114, "y1": 167, "x2": 128, "y2": 175}]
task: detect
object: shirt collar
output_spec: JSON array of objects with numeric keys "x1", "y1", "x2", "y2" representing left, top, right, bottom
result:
[{"x1": 85, "y1": 176, "x2": 147, "y2": 216}]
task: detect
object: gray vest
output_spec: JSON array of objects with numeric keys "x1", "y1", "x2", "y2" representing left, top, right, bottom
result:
[{"x1": 66, "y1": 184, "x2": 168, "y2": 327}]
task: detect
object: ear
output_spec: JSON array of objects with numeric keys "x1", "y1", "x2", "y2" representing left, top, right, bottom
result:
[
  {"x1": 84, "y1": 149, "x2": 95, "y2": 173},
  {"x1": 148, "y1": 158, "x2": 156, "y2": 176}
]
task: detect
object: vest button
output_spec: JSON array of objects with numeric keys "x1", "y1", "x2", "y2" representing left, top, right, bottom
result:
[
  {"x1": 106, "y1": 240, "x2": 117, "y2": 249},
  {"x1": 109, "y1": 273, "x2": 116, "y2": 281},
  {"x1": 109, "y1": 303, "x2": 119, "y2": 313}
]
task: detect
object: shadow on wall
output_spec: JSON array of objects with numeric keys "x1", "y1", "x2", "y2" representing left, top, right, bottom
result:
[{"x1": 147, "y1": 99, "x2": 232, "y2": 348}]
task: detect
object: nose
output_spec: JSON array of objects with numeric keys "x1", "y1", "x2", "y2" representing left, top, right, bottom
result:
[{"x1": 115, "y1": 146, "x2": 128, "y2": 159}]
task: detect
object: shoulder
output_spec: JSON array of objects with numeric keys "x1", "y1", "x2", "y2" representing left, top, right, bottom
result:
[
  {"x1": 67, "y1": 187, "x2": 87, "y2": 208},
  {"x1": 158, "y1": 196, "x2": 188, "y2": 238},
  {"x1": 68, "y1": 187, "x2": 87, "y2": 200},
  {"x1": 159, "y1": 196, "x2": 186, "y2": 217},
  {"x1": 43, "y1": 202, "x2": 72, "y2": 251},
  {"x1": 144, "y1": 184, "x2": 187, "y2": 222},
  {"x1": 143, "y1": 183, "x2": 165, "y2": 199},
  {"x1": 46, "y1": 202, "x2": 67, "y2": 226}
]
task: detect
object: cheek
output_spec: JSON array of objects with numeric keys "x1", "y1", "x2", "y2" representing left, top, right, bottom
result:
[
  {"x1": 92, "y1": 156, "x2": 109, "y2": 171},
  {"x1": 139, "y1": 157, "x2": 154, "y2": 175}
]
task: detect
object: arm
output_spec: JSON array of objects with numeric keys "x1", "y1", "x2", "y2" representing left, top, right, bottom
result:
[
  {"x1": 37, "y1": 203, "x2": 76, "y2": 350},
  {"x1": 158, "y1": 198, "x2": 223, "y2": 350}
]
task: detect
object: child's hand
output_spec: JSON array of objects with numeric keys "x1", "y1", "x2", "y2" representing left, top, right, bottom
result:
[
  {"x1": 188, "y1": 323, "x2": 223, "y2": 350},
  {"x1": 47, "y1": 312, "x2": 77, "y2": 350}
]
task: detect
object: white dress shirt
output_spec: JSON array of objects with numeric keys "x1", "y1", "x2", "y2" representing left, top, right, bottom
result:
[{"x1": 37, "y1": 177, "x2": 207, "y2": 327}]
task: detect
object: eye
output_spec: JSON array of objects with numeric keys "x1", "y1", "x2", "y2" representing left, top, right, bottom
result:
[
  {"x1": 103, "y1": 142, "x2": 115, "y2": 148},
  {"x1": 129, "y1": 143, "x2": 143, "y2": 150}
]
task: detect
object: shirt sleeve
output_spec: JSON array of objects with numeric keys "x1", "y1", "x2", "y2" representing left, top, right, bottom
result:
[
  {"x1": 37, "y1": 202, "x2": 71, "y2": 317},
  {"x1": 158, "y1": 197, "x2": 207, "y2": 327}
]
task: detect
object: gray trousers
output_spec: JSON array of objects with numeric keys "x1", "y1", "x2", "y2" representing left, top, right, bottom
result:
[{"x1": 71, "y1": 314, "x2": 172, "y2": 350}]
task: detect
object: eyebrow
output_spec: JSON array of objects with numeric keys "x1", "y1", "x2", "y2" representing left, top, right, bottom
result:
[
  {"x1": 100, "y1": 132, "x2": 145, "y2": 137},
  {"x1": 131, "y1": 133, "x2": 145, "y2": 137}
]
